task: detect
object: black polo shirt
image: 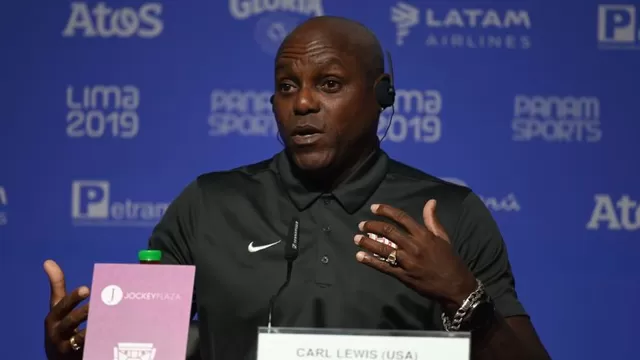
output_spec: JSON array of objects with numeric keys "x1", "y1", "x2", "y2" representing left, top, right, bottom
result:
[{"x1": 148, "y1": 148, "x2": 526, "y2": 360}]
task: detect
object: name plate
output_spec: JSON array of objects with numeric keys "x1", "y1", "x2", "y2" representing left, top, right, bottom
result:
[
  {"x1": 83, "y1": 263, "x2": 195, "y2": 360},
  {"x1": 257, "y1": 327, "x2": 470, "y2": 360}
]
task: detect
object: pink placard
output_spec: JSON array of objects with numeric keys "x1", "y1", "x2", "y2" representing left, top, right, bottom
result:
[{"x1": 83, "y1": 263, "x2": 196, "y2": 360}]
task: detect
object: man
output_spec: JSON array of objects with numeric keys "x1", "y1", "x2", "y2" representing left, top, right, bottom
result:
[{"x1": 44, "y1": 16, "x2": 550, "y2": 360}]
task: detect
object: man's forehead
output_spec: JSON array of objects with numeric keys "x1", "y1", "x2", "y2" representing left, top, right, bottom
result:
[{"x1": 275, "y1": 29, "x2": 360, "y2": 67}]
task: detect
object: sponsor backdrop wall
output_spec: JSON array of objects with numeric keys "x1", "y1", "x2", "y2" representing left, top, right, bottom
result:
[{"x1": 2, "y1": 0, "x2": 638, "y2": 358}]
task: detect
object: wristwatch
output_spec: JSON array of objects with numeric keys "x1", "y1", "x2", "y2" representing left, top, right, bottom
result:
[{"x1": 441, "y1": 279, "x2": 495, "y2": 332}]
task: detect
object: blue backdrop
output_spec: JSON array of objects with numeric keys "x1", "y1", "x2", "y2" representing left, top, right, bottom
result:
[{"x1": 2, "y1": 0, "x2": 639, "y2": 359}]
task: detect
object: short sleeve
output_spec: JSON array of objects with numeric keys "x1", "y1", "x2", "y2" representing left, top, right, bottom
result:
[
  {"x1": 452, "y1": 192, "x2": 527, "y2": 318},
  {"x1": 147, "y1": 179, "x2": 201, "y2": 266}
]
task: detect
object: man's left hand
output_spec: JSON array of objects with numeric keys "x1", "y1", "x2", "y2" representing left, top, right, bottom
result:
[{"x1": 355, "y1": 200, "x2": 478, "y2": 310}]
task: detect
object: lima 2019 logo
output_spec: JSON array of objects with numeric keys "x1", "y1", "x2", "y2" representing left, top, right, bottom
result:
[{"x1": 228, "y1": 0, "x2": 325, "y2": 55}]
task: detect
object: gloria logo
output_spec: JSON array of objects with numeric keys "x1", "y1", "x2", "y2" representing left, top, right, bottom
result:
[
  {"x1": 62, "y1": 2, "x2": 164, "y2": 39},
  {"x1": 228, "y1": 0, "x2": 325, "y2": 55},
  {"x1": 100, "y1": 284, "x2": 183, "y2": 306},
  {"x1": 597, "y1": 5, "x2": 640, "y2": 50},
  {"x1": 391, "y1": 1, "x2": 532, "y2": 50},
  {"x1": 71, "y1": 180, "x2": 169, "y2": 227}
]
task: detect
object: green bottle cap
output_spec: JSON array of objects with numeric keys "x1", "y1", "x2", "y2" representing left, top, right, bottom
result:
[{"x1": 138, "y1": 250, "x2": 162, "y2": 262}]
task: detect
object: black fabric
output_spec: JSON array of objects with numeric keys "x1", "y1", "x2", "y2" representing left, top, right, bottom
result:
[{"x1": 148, "y1": 149, "x2": 527, "y2": 360}]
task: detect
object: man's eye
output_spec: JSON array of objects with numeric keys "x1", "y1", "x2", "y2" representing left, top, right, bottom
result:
[
  {"x1": 279, "y1": 83, "x2": 293, "y2": 92},
  {"x1": 322, "y1": 80, "x2": 341, "y2": 91}
]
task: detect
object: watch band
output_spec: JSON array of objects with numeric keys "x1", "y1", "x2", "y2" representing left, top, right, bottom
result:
[{"x1": 441, "y1": 279, "x2": 485, "y2": 332}]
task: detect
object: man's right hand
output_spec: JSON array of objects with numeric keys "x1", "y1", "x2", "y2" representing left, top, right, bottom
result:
[{"x1": 44, "y1": 260, "x2": 90, "y2": 360}]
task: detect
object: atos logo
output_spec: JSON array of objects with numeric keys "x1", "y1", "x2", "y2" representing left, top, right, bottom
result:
[
  {"x1": 587, "y1": 194, "x2": 640, "y2": 231},
  {"x1": 62, "y1": 2, "x2": 164, "y2": 39}
]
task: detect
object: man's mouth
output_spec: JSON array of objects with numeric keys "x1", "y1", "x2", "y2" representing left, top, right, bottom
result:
[{"x1": 290, "y1": 125, "x2": 323, "y2": 145}]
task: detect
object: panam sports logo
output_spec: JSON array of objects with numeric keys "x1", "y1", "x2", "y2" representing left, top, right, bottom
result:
[
  {"x1": 208, "y1": 89, "x2": 277, "y2": 137},
  {"x1": 66, "y1": 85, "x2": 141, "y2": 139},
  {"x1": 441, "y1": 178, "x2": 521, "y2": 212},
  {"x1": 587, "y1": 194, "x2": 639, "y2": 231},
  {"x1": 512, "y1": 95, "x2": 602, "y2": 143},
  {"x1": 598, "y1": 5, "x2": 640, "y2": 50},
  {"x1": 71, "y1": 180, "x2": 169, "y2": 227},
  {"x1": 0, "y1": 186, "x2": 7, "y2": 226},
  {"x1": 378, "y1": 89, "x2": 443, "y2": 144},
  {"x1": 391, "y1": 2, "x2": 532, "y2": 50},
  {"x1": 62, "y1": 2, "x2": 163, "y2": 39},
  {"x1": 228, "y1": 0, "x2": 324, "y2": 55}
]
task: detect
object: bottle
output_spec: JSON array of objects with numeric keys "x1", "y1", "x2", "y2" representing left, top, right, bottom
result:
[{"x1": 138, "y1": 249, "x2": 162, "y2": 264}]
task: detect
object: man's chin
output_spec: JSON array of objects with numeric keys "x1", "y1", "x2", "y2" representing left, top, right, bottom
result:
[{"x1": 289, "y1": 149, "x2": 335, "y2": 172}]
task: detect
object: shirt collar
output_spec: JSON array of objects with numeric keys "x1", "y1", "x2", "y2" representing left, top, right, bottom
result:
[{"x1": 273, "y1": 148, "x2": 389, "y2": 214}]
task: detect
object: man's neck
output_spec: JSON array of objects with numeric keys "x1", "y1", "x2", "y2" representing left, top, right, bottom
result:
[{"x1": 291, "y1": 140, "x2": 380, "y2": 193}]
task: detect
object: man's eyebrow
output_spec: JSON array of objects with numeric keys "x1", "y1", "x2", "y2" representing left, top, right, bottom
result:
[{"x1": 275, "y1": 55, "x2": 347, "y2": 73}]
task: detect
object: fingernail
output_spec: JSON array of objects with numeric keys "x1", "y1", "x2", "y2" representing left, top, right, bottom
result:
[
  {"x1": 354, "y1": 234, "x2": 363, "y2": 245},
  {"x1": 78, "y1": 287, "x2": 90, "y2": 296},
  {"x1": 370, "y1": 204, "x2": 379, "y2": 212},
  {"x1": 356, "y1": 252, "x2": 366, "y2": 262},
  {"x1": 358, "y1": 221, "x2": 365, "y2": 231}
]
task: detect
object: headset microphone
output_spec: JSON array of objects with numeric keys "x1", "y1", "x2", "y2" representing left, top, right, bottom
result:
[{"x1": 267, "y1": 218, "x2": 300, "y2": 330}]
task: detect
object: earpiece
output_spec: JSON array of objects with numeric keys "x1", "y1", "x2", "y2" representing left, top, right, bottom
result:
[
  {"x1": 270, "y1": 94, "x2": 275, "y2": 113},
  {"x1": 375, "y1": 77, "x2": 395, "y2": 109},
  {"x1": 375, "y1": 51, "x2": 396, "y2": 110}
]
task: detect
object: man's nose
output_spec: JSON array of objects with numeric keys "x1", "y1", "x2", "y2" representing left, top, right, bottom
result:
[{"x1": 293, "y1": 87, "x2": 320, "y2": 115}]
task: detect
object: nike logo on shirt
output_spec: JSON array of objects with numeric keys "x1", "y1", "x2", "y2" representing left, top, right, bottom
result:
[{"x1": 247, "y1": 240, "x2": 282, "y2": 253}]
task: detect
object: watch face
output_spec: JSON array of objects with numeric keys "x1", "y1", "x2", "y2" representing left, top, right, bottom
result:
[{"x1": 469, "y1": 301, "x2": 495, "y2": 330}]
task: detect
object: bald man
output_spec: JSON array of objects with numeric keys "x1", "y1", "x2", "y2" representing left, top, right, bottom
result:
[{"x1": 44, "y1": 16, "x2": 550, "y2": 360}]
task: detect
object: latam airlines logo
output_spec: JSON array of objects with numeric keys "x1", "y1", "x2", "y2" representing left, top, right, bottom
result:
[
  {"x1": 391, "y1": 1, "x2": 532, "y2": 50},
  {"x1": 441, "y1": 178, "x2": 520, "y2": 212},
  {"x1": 71, "y1": 180, "x2": 169, "y2": 227},
  {"x1": 587, "y1": 194, "x2": 639, "y2": 231},
  {"x1": 598, "y1": 5, "x2": 640, "y2": 50},
  {"x1": 228, "y1": 0, "x2": 324, "y2": 55},
  {"x1": 62, "y1": 2, "x2": 164, "y2": 39}
]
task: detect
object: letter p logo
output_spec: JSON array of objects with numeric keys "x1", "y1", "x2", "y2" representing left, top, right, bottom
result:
[
  {"x1": 72, "y1": 180, "x2": 110, "y2": 219},
  {"x1": 598, "y1": 5, "x2": 637, "y2": 43}
]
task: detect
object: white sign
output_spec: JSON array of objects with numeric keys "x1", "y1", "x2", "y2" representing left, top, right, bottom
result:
[{"x1": 256, "y1": 329, "x2": 470, "y2": 360}]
